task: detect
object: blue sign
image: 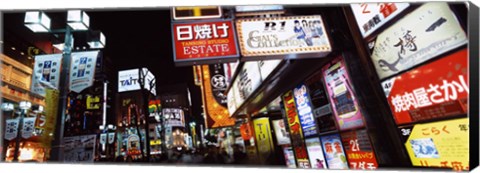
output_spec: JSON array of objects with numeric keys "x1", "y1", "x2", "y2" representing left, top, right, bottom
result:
[{"x1": 293, "y1": 84, "x2": 317, "y2": 137}]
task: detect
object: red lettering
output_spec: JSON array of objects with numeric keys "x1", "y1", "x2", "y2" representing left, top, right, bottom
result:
[{"x1": 361, "y1": 3, "x2": 370, "y2": 14}]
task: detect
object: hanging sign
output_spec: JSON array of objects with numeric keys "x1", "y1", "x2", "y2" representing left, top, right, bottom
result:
[
  {"x1": 271, "y1": 119, "x2": 291, "y2": 145},
  {"x1": 381, "y1": 49, "x2": 468, "y2": 125},
  {"x1": 320, "y1": 134, "x2": 349, "y2": 169},
  {"x1": 405, "y1": 118, "x2": 469, "y2": 171},
  {"x1": 31, "y1": 54, "x2": 62, "y2": 96},
  {"x1": 172, "y1": 19, "x2": 239, "y2": 66},
  {"x1": 108, "y1": 132, "x2": 115, "y2": 144},
  {"x1": 293, "y1": 84, "x2": 317, "y2": 137},
  {"x1": 253, "y1": 117, "x2": 274, "y2": 162},
  {"x1": 69, "y1": 51, "x2": 99, "y2": 93},
  {"x1": 350, "y1": 3, "x2": 410, "y2": 38},
  {"x1": 236, "y1": 15, "x2": 331, "y2": 58},
  {"x1": 100, "y1": 133, "x2": 107, "y2": 144},
  {"x1": 21, "y1": 117, "x2": 37, "y2": 139},
  {"x1": 370, "y1": 2, "x2": 467, "y2": 80},
  {"x1": 340, "y1": 129, "x2": 378, "y2": 170},
  {"x1": 5, "y1": 119, "x2": 20, "y2": 141}
]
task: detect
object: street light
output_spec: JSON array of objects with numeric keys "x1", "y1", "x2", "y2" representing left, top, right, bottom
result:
[
  {"x1": 24, "y1": 10, "x2": 106, "y2": 162},
  {"x1": 2, "y1": 101, "x2": 31, "y2": 162}
]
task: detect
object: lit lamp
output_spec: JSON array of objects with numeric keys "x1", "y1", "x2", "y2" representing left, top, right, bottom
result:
[
  {"x1": 67, "y1": 10, "x2": 90, "y2": 31},
  {"x1": 88, "y1": 31, "x2": 106, "y2": 49},
  {"x1": 24, "y1": 11, "x2": 51, "y2": 33},
  {"x1": 1, "y1": 103, "x2": 15, "y2": 111},
  {"x1": 19, "y1": 101, "x2": 32, "y2": 110}
]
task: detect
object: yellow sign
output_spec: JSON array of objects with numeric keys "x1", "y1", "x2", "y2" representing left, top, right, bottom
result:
[
  {"x1": 86, "y1": 96, "x2": 100, "y2": 110},
  {"x1": 172, "y1": 6, "x2": 221, "y2": 20},
  {"x1": 41, "y1": 89, "x2": 59, "y2": 148},
  {"x1": 253, "y1": 117, "x2": 274, "y2": 162},
  {"x1": 150, "y1": 140, "x2": 162, "y2": 146},
  {"x1": 405, "y1": 118, "x2": 469, "y2": 171}
]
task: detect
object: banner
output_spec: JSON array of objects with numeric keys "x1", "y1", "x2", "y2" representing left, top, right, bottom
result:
[
  {"x1": 381, "y1": 49, "x2": 468, "y2": 125},
  {"x1": 100, "y1": 133, "x2": 107, "y2": 145},
  {"x1": 21, "y1": 117, "x2": 37, "y2": 139},
  {"x1": 236, "y1": 15, "x2": 331, "y2": 57},
  {"x1": 31, "y1": 54, "x2": 62, "y2": 96},
  {"x1": 69, "y1": 51, "x2": 99, "y2": 93},
  {"x1": 253, "y1": 117, "x2": 274, "y2": 162},
  {"x1": 201, "y1": 65, "x2": 235, "y2": 128},
  {"x1": 63, "y1": 134, "x2": 96, "y2": 163},
  {"x1": 322, "y1": 57, "x2": 364, "y2": 130},
  {"x1": 350, "y1": 3, "x2": 410, "y2": 38},
  {"x1": 172, "y1": 19, "x2": 239, "y2": 65},
  {"x1": 370, "y1": 2, "x2": 467, "y2": 80},
  {"x1": 283, "y1": 146, "x2": 297, "y2": 168},
  {"x1": 41, "y1": 89, "x2": 59, "y2": 147},
  {"x1": 271, "y1": 119, "x2": 291, "y2": 145},
  {"x1": 5, "y1": 119, "x2": 20, "y2": 141},
  {"x1": 162, "y1": 108, "x2": 185, "y2": 128},
  {"x1": 108, "y1": 132, "x2": 115, "y2": 144},
  {"x1": 305, "y1": 138, "x2": 327, "y2": 169},
  {"x1": 341, "y1": 129, "x2": 378, "y2": 170},
  {"x1": 282, "y1": 90, "x2": 310, "y2": 168},
  {"x1": 293, "y1": 84, "x2": 317, "y2": 137},
  {"x1": 404, "y1": 118, "x2": 469, "y2": 171},
  {"x1": 320, "y1": 134, "x2": 349, "y2": 169}
]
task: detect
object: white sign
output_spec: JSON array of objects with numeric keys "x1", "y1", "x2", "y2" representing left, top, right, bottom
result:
[
  {"x1": 162, "y1": 108, "x2": 185, "y2": 127},
  {"x1": 118, "y1": 68, "x2": 156, "y2": 95},
  {"x1": 31, "y1": 54, "x2": 62, "y2": 96},
  {"x1": 271, "y1": 119, "x2": 291, "y2": 145},
  {"x1": 236, "y1": 15, "x2": 331, "y2": 57},
  {"x1": 259, "y1": 59, "x2": 281, "y2": 81},
  {"x1": 305, "y1": 138, "x2": 327, "y2": 169},
  {"x1": 351, "y1": 3, "x2": 410, "y2": 38},
  {"x1": 63, "y1": 135, "x2": 96, "y2": 163},
  {"x1": 69, "y1": 51, "x2": 99, "y2": 93},
  {"x1": 5, "y1": 119, "x2": 19, "y2": 140},
  {"x1": 21, "y1": 117, "x2": 36, "y2": 139},
  {"x1": 100, "y1": 133, "x2": 107, "y2": 144},
  {"x1": 227, "y1": 85, "x2": 237, "y2": 117},
  {"x1": 236, "y1": 61, "x2": 262, "y2": 103},
  {"x1": 235, "y1": 5, "x2": 284, "y2": 12},
  {"x1": 371, "y1": 2, "x2": 467, "y2": 80},
  {"x1": 108, "y1": 132, "x2": 115, "y2": 144}
]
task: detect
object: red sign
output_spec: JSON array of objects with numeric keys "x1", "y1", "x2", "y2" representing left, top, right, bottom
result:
[
  {"x1": 340, "y1": 129, "x2": 378, "y2": 170},
  {"x1": 283, "y1": 90, "x2": 310, "y2": 168},
  {"x1": 382, "y1": 49, "x2": 468, "y2": 125},
  {"x1": 172, "y1": 20, "x2": 239, "y2": 64}
]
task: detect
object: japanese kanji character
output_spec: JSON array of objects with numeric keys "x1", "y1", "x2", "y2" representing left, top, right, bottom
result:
[
  {"x1": 194, "y1": 24, "x2": 213, "y2": 39},
  {"x1": 413, "y1": 87, "x2": 433, "y2": 107},
  {"x1": 402, "y1": 92, "x2": 418, "y2": 110},
  {"x1": 176, "y1": 26, "x2": 193, "y2": 41},
  {"x1": 451, "y1": 161, "x2": 464, "y2": 171},
  {"x1": 459, "y1": 124, "x2": 468, "y2": 131},
  {"x1": 358, "y1": 162, "x2": 366, "y2": 169},
  {"x1": 217, "y1": 23, "x2": 229, "y2": 38},
  {"x1": 440, "y1": 161, "x2": 449, "y2": 168},
  {"x1": 367, "y1": 163, "x2": 376, "y2": 170},
  {"x1": 391, "y1": 95, "x2": 404, "y2": 112},
  {"x1": 427, "y1": 84, "x2": 444, "y2": 103}
]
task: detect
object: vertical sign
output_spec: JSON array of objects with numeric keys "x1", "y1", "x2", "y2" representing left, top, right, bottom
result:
[
  {"x1": 202, "y1": 65, "x2": 235, "y2": 128},
  {"x1": 293, "y1": 84, "x2": 317, "y2": 137},
  {"x1": 320, "y1": 134, "x2": 349, "y2": 169},
  {"x1": 253, "y1": 117, "x2": 274, "y2": 162},
  {"x1": 69, "y1": 51, "x2": 99, "y2": 93},
  {"x1": 305, "y1": 138, "x2": 327, "y2": 169},
  {"x1": 31, "y1": 54, "x2": 62, "y2": 96},
  {"x1": 341, "y1": 129, "x2": 378, "y2": 170},
  {"x1": 283, "y1": 146, "x2": 297, "y2": 168},
  {"x1": 350, "y1": 3, "x2": 410, "y2": 38},
  {"x1": 41, "y1": 89, "x2": 59, "y2": 147},
  {"x1": 283, "y1": 90, "x2": 310, "y2": 168},
  {"x1": 4, "y1": 119, "x2": 20, "y2": 141},
  {"x1": 271, "y1": 119, "x2": 291, "y2": 145},
  {"x1": 322, "y1": 57, "x2": 364, "y2": 131},
  {"x1": 21, "y1": 117, "x2": 37, "y2": 139}
]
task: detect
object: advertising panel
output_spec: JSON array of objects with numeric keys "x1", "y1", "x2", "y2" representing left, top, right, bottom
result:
[
  {"x1": 404, "y1": 118, "x2": 469, "y2": 171},
  {"x1": 236, "y1": 15, "x2": 331, "y2": 57},
  {"x1": 305, "y1": 138, "x2": 327, "y2": 169},
  {"x1": 227, "y1": 84, "x2": 238, "y2": 116},
  {"x1": 305, "y1": 71, "x2": 329, "y2": 111},
  {"x1": 172, "y1": 19, "x2": 239, "y2": 65},
  {"x1": 283, "y1": 146, "x2": 297, "y2": 168},
  {"x1": 253, "y1": 117, "x2": 274, "y2": 162},
  {"x1": 370, "y1": 2, "x2": 467, "y2": 80},
  {"x1": 118, "y1": 68, "x2": 156, "y2": 95},
  {"x1": 202, "y1": 65, "x2": 235, "y2": 128},
  {"x1": 172, "y1": 6, "x2": 222, "y2": 20},
  {"x1": 350, "y1": 3, "x2": 410, "y2": 38},
  {"x1": 259, "y1": 59, "x2": 282, "y2": 81},
  {"x1": 341, "y1": 129, "x2": 378, "y2": 170},
  {"x1": 41, "y1": 89, "x2": 59, "y2": 147},
  {"x1": 162, "y1": 108, "x2": 185, "y2": 128},
  {"x1": 237, "y1": 61, "x2": 262, "y2": 104},
  {"x1": 271, "y1": 119, "x2": 291, "y2": 145},
  {"x1": 63, "y1": 134, "x2": 96, "y2": 163},
  {"x1": 381, "y1": 49, "x2": 468, "y2": 125},
  {"x1": 320, "y1": 134, "x2": 349, "y2": 169},
  {"x1": 322, "y1": 57, "x2": 364, "y2": 131},
  {"x1": 69, "y1": 51, "x2": 99, "y2": 93},
  {"x1": 31, "y1": 54, "x2": 62, "y2": 96},
  {"x1": 293, "y1": 84, "x2": 317, "y2": 137},
  {"x1": 282, "y1": 90, "x2": 310, "y2": 168}
]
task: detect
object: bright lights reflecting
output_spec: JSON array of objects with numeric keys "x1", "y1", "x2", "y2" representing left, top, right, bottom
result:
[
  {"x1": 88, "y1": 32, "x2": 106, "y2": 49},
  {"x1": 67, "y1": 10, "x2": 90, "y2": 30},
  {"x1": 19, "y1": 101, "x2": 31, "y2": 110},
  {"x1": 24, "y1": 11, "x2": 51, "y2": 32},
  {"x1": 1, "y1": 103, "x2": 15, "y2": 111}
]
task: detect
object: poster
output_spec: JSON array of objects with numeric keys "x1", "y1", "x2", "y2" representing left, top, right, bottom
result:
[
  {"x1": 320, "y1": 134, "x2": 349, "y2": 169},
  {"x1": 340, "y1": 129, "x2": 378, "y2": 170},
  {"x1": 4, "y1": 119, "x2": 20, "y2": 141},
  {"x1": 405, "y1": 118, "x2": 469, "y2": 171},
  {"x1": 271, "y1": 119, "x2": 291, "y2": 145},
  {"x1": 201, "y1": 65, "x2": 235, "y2": 128},
  {"x1": 322, "y1": 57, "x2": 364, "y2": 130},
  {"x1": 21, "y1": 117, "x2": 37, "y2": 139},
  {"x1": 370, "y1": 2, "x2": 467, "y2": 80},
  {"x1": 293, "y1": 84, "x2": 317, "y2": 137},
  {"x1": 236, "y1": 15, "x2": 331, "y2": 57},
  {"x1": 69, "y1": 51, "x2": 99, "y2": 93},
  {"x1": 350, "y1": 3, "x2": 410, "y2": 38},
  {"x1": 162, "y1": 108, "x2": 185, "y2": 128},
  {"x1": 63, "y1": 134, "x2": 96, "y2": 163},
  {"x1": 172, "y1": 19, "x2": 239, "y2": 64},
  {"x1": 283, "y1": 147, "x2": 297, "y2": 168},
  {"x1": 381, "y1": 49, "x2": 468, "y2": 125},
  {"x1": 282, "y1": 90, "x2": 310, "y2": 168},
  {"x1": 31, "y1": 54, "x2": 62, "y2": 96},
  {"x1": 305, "y1": 138, "x2": 327, "y2": 169},
  {"x1": 253, "y1": 117, "x2": 274, "y2": 162}
]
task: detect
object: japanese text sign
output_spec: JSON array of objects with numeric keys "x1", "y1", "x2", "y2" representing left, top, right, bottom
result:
[
  {"x1": 405, "y1": 118, "x2": 469, "y2": 171},
  {"x1": 350, "y1": 3, "x2": 410, "y2": 38},
  {"x1": 381, "y1": 49, "x2": 468, "y2": 125},
  {"x1": 305, "y1": 138, "x2": 327, "y2": 169},
  {"x1": 172, "y1": 20, "x2": 239, "y2": 64},
  {"x1": 340, "y1": 129, "x2": 378, "y2": 170},
  {"x1": 322, "y1": 56, "x2": 365, "y2": 131},
  {"x1": 293, "y1": 84, "x2": 317, "y2": 137},
  {"x1": 236, "y1": 15, "x2": 331, "y2": 57},
  {"x1": 370, "y1": 2, "x2": 467, "y2": 80},
  {"x1": 320, "y1": 134, "x2": 349, "y2": 169},
  {"x1": 31, "y1": 54, "x2": 62, "y2": 96},
  {"x1": 253, "y1": 117, "x2": 274, "y2": 162}
]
